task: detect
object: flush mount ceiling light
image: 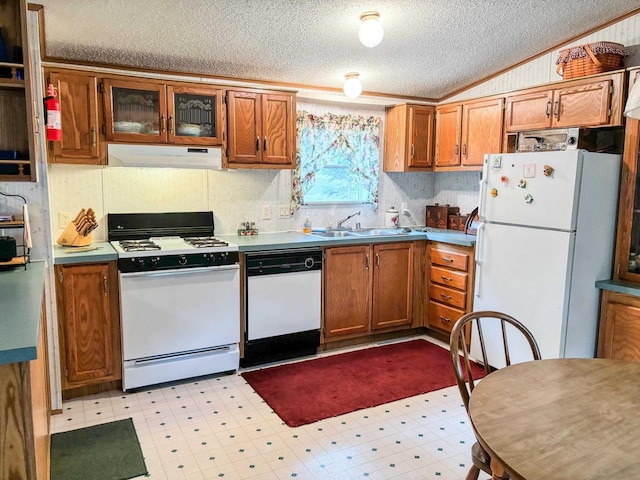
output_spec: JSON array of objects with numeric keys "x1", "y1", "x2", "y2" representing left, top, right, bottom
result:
[
  {"x1": 624, "y1": 81, "x2": 640, "y2": 119},
  {"x1": 359, "y1": 11, "x2": 383, "y2": 48},
  {"x1": 343, "y1": 72, "x2": 363, "y2": 98}
]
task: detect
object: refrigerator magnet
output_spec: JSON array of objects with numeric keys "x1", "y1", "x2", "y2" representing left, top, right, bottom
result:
[
  {"x1": 524, "y1": 194, "x2": 534, "y2": 204},
  {"x1": 500, "y1": 175, "x2": 510, "y2": 186},
  {"x1": 490, "y1": 188, "x2": 498, "y2": 197},
  {"x1": 518, "y1": 179, "x2": 527, "y2": 188},
  {"x1": 523, "y1": 163, "x2": 536, "y2": 178},
  {"x1": 543, "y1": 165, "x2": 554, "y2": 177}
]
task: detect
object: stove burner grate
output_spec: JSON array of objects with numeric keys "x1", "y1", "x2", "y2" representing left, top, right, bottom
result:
[
  {"x1": 184, "y1": 236, "x2": 229, "y2": 248},
  {"x1": 119, "y1": 239, "x2": 161, "y2": 252}
]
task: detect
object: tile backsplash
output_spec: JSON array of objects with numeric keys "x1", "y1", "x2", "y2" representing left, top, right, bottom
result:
[{"x1": 46, "y1": 98, "x2": 479, "y2": 242}]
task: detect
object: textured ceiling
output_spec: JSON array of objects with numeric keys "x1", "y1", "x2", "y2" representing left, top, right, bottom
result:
[{"x1": 36, "y1": 0, "x2": 640, "y2": 100}]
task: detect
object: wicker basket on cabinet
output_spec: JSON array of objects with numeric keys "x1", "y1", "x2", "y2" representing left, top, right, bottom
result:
[{"x1": 556, "y1": 42, "x2": 627, "y2": 79}]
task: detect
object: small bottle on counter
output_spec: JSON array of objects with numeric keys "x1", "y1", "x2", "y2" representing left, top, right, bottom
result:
[{"x1": 303, "y1": 217, "x2": 312, "y2": 234}]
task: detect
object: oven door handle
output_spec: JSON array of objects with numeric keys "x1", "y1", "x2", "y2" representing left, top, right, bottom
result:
[{"x1": 120, "y1": 264, "x2": 239, "y2": 278}]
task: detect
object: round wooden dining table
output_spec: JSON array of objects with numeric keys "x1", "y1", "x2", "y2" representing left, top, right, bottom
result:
[{"x1": 469, "y1": 358, "x2": 640, "y2": 480}]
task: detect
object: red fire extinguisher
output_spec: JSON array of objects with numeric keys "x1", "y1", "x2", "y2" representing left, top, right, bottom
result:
[{"x1": 45, "y1": 83, "x2": 62, "y2": 141}]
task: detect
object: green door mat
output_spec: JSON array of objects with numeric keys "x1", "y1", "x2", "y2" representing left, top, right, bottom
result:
[{"x1": 51, "y1": 418, "x2": 148, "y2": 480}]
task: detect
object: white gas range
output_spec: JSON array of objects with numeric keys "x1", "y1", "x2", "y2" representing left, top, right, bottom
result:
[{"x1": 108, "y1": 212, "x2": 240, "y2": 390}]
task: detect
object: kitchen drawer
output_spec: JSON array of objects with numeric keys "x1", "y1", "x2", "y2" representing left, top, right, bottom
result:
[
  {"x1": 430, "y1": 246, "x2": 469, "y2": 271},
  {"x1": 429, "y1": 283, "x2": 466, "y2": 309},
  {"x1": 430, "y1": 265, "x2": 468, "y2": 291},
  {"x1": 428, "y1": 300, "x2": 465, "y2": 333}
]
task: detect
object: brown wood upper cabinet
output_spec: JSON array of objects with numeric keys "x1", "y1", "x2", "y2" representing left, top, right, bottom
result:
[
  {"x1": 435, "y1": 98, "x2": 503, "y2": 170},
  {"x1": 47, "y1": 69, "x2": 104, "y2": 164},
  {"x1": 55, "y1": 262, "x2": 121, "y2": 395},
  {"x1": 103, "y1": 77, "x2": 223, "y2": 146},
  {"x1": 384, "y1": 104, "x2": 435, "y2": 171},
  {"x1": 323, "y1": 242, "x2": 414, "y2": 340},
  {"x1": 505, "y1": 71, "x2": 625, "y2": 132},
  {"x1": 227, "y1": 89, "x2": 296, "y2": 168}
]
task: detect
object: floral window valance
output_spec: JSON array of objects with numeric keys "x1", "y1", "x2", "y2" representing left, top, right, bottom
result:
[{"x1": 290, "y1": 111, "x2": 381, "y2": 212}]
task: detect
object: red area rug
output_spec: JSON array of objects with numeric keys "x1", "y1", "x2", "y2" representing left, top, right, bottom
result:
[{"x1": 241, "y1": 339, "x2": 485, "y2": 427}]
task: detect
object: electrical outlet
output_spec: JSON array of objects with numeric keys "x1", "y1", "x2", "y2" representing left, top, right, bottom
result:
[
  {"x1": 261, "y1": 205, "x2": 271, "y2": 220},
  {"x1": 401, "y1": 202, "x2": 408, "y2": 212},
  {"x1": 278, "y1": 205, "x2": 290, "y2": 218},
  {"x1": 58, "y1": 211, "x2": 71, "y2": 229}
]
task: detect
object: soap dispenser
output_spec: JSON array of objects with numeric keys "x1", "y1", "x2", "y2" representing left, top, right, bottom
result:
[{"x1": 303, "y1": 217, "x2": 312, "y2": 234}]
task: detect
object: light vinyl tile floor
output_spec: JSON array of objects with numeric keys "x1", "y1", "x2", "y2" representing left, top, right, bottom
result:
[{"x1": 52, "y1": 336, "x2": 488, "y2": 479}]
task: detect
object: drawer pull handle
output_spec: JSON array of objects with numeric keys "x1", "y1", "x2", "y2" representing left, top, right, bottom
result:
[
  {"x1": 441, "y1": 257, "x2": 454, "y2": 263},
  {"x1": 439, "y1": 315, "x2": 452, "y2": 323},
  {"x1": 441, "y1": 275, "x2": 454, "y2": 281},
  {"x1": 440, "y1": 294, "x2": 452, "y2": 300}
]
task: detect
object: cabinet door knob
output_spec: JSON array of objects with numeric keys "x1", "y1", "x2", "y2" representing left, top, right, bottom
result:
[
  {"x1": 103, "y1": 275, "x2": 108, "y2": 295},
  {"x1": 439, "y1": 315, "x2": 452, "y2": 323},
  {"x1": 264, "y1": 136, "x2": 267, "y2": 153},
  {"x1": 365, "y1": 254, "x2": 370, "y2": 270},
  {"x1": 454, "y1": 144, "x2": 459, "y2": 156},
  {"x1": 376, "y1": 252, "x2": 380, "y2": 268},
  {"x1": 91, "y1": 126, "x2": 97, "y2": 147},
  {"x1": 553, "y1": 101, "x2": 559, "y2": 119},
  {"x1": 442, "y1": 257, "x2": 454, "y2": 263},
  {"x1": 462, "y1": 144, "x2": 467, "y2": 157},
  {"x1": 160, "y1": 114, "x2": 166, "y2": 133},
  {"x1": 411, "y1": 144, "x2": 415, "y2": 158},
  {"x1": 546, "y1": 101, "x2": 551, "y2": 118},
  {"x1": 256, "y1": 136, "x2": 260, "y2": 152},
  {"x1": 441, "y1": 275, "x2": 453, "y2": 282},
  {"x1": 168, "y1": 115, "x2": 174, "y2": 133},
  {"x1": 440, "y1": 293, "x2": 453, "y2": 300}
]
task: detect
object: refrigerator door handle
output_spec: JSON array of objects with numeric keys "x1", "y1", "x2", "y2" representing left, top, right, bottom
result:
[
  {"x1": 475, "y1": 222, "x2": 486, "y2": 298},
  {"x1": 478, "y1": 156, "x2": 490, "y2": 221}
]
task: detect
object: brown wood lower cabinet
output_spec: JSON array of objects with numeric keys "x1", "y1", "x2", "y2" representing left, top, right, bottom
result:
[
  {"x1": 0, "y1": 302, "x2": 50, "y2": 480},
  {"x1": 323, "y1": 242, "x2": 414, "y2": 340},
  {"x1": 55, "y1": 262, "x2": 121, "y2": 397},
  {"x1": 426, "y1": 242, "x2": 475, "y2": 340},
  {"x1": 597, "y1": 290, "x2": 640, "y2": 361}
]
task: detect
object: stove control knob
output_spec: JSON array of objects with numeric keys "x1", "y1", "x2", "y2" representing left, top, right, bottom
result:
[
  {"x1": 207, "y1": 253, "x2": 218, "y2": 263},
  {"x1": 179, "y1": 255, "x2": 188, "y2": 266},
  {"x1": 305, "y1": 257, "x2": 315, "y2": 269},
  {"x1": 219, "y1": 252, "x2": 228, "y2": 262},
  {"x1": 136, "y1": 258, "x2": 146, "y2": 268},
  {"x1": 150, "y1": 257, "x2": 160, "y2": 268}
]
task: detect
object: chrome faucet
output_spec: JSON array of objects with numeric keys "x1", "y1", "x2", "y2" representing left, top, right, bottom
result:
[{"x1": 336, "y1": 211, "x2": 361, "y2": 230}]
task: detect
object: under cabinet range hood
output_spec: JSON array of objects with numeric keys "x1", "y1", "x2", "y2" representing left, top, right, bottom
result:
[{"x1": 108, "y1": 144, "x2": 223, "y2": 170}]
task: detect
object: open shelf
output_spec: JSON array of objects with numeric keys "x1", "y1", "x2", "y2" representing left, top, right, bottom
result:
[{"x1": 0, "y1": 255, "x2": 28, "y2": 268}]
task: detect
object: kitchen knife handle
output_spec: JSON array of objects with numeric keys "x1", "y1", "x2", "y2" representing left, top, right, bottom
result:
[
  {"x1": 160, "y1": 114, "x2": 166, "y2": 133},
  {"x1": 546, "y1": 101, "x2": 551, "y2": 118},
  {"x1": 91, "y1": 126, "x2": 96, "y2": 147},
  {"x1": 256, "y1": 136, "x2": 260, "y2": 152},
  {"x1": 263, "y1": 136, "x2": 267, "y2": 153},
  {"x1": 168, "y1": 115, "x2": 174, "y2": 134}
]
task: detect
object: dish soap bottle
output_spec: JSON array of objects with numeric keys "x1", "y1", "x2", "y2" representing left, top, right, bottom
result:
[{"x1": 303, "y1": 217, "x2": 312, "y2": 234}]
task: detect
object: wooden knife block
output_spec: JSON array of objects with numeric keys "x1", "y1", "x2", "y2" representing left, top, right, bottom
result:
[{"x1": 56, "y1": 222, "x2": 93, "y2": 247}]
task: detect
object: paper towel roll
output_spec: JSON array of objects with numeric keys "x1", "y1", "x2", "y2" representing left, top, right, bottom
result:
[{"x1": 22, "y1": 204, "x2": 32, "y2": 249}]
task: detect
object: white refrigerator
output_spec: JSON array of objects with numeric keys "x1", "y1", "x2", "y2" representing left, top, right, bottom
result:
[{"x1": 472, "y1": 150, "x2": 620, "y2": 367}]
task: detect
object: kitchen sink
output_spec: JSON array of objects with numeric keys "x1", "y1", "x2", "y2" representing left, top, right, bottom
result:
[
  {"x1": 351, "y1": 228, "x2": 411, "y2": 236},
  {"x1": 310, "y1": 230, "x2": 359, "y2": 238}
]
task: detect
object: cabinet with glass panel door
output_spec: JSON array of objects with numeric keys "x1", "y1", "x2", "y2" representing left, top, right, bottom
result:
[{"x1": 103, "y1": 77, "x2": 223, "y2": 145}]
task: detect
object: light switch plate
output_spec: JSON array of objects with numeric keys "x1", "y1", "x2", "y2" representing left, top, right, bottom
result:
[
  {"x1": 278, "y1": 205, "x2": 290, "y2": 218},
  {"x1": 261, "y1": 205, "x2": 271, "y2": 220}
]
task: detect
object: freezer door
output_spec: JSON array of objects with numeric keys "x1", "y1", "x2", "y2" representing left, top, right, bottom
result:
[
  {"x1": 480, "y1": 151, "x2": 581, "y2": 230},
  {"x1": 473, "y1": 222, "x2": 575, "y2": 367}
]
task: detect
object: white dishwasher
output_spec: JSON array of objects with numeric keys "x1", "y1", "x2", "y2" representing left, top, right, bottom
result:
[{"x1": 242, "y1": 248, "x2": 322, "y2": 367}]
